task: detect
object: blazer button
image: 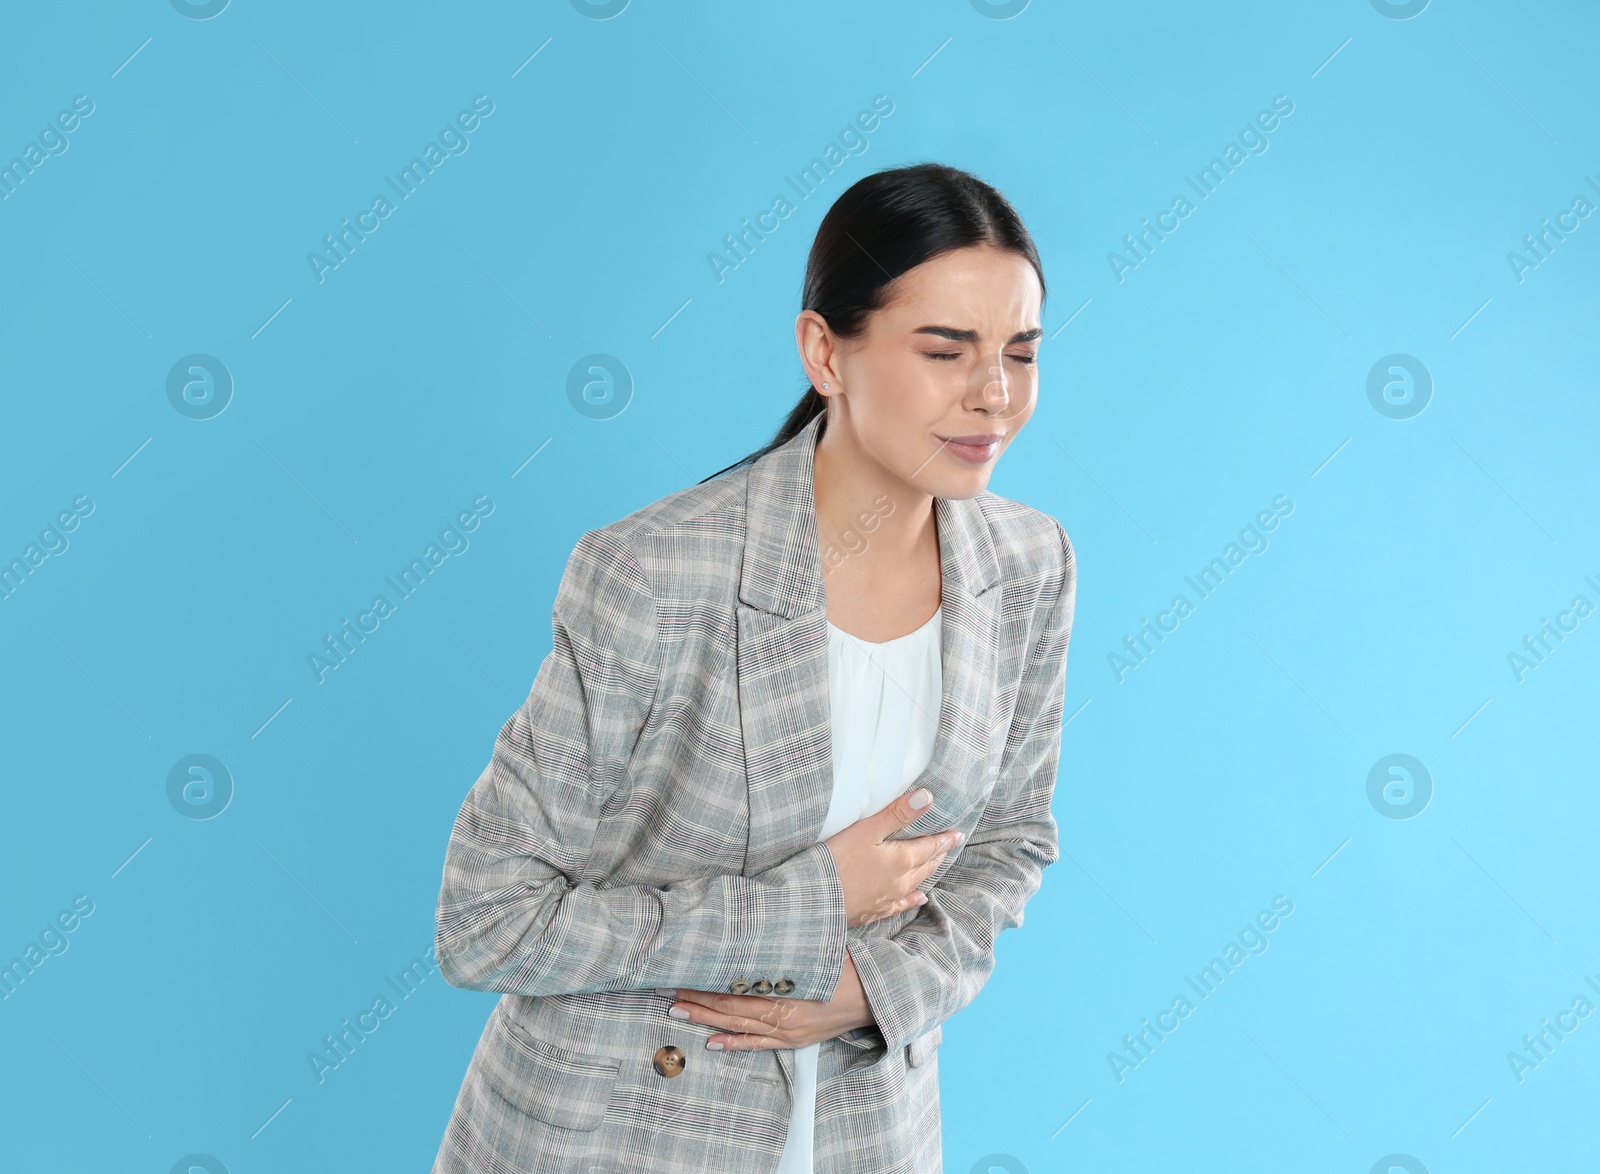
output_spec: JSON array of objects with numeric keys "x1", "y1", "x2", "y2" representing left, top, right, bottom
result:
[
  {"x1": 773, "y1": 978, "x2": 795, "y2": 995},
  {"x1": 653, "y1": 1045, "x2": 686, "y2": 1078},
  {"x1": 729, "y1": 980, "x2": 751, "y2": 995},
  {"x1": 752, "y1": 980, "x2": 773, "y2": 994}
]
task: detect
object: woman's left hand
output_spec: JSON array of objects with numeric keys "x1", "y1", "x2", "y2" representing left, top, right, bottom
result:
[{"x1": 658, "y1": 951, "x2": 875, "y2": 1050}]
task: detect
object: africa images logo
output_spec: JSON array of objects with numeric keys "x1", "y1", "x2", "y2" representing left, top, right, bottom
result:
[
  {"x1": 567, "y1": 354, "x2": 633, "y2": 420},
  {"x1": 1366, "y1": 354, "x2": 1431, "y2": 420},
  {"x1": 1366, "y1": 754, "x2": 1432, "y2": 820},
  {"x1": 167, "y1": 354, "x2": 233, "y2": 420}
]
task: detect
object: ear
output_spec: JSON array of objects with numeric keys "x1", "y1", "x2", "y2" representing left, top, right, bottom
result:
[{"x1": 795, "y1": 310, "x2": 841, "y2": 397}]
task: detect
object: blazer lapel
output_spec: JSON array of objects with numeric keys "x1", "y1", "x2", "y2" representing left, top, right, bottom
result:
[
  {"x1": 736, "y1": 412, "x2": 1006, "y2": 880},
  {"x1": 733, "y1": 412, "x2": 1004, "y2": 1092}
]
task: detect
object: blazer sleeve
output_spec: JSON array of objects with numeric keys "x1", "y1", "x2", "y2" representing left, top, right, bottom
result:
[
  {"x1": 843, "y1": 519, "x2": 1075, "y2": 1063},
  {"x1": 433, "y1": 527, "x2": 850, "y2": 1001}
]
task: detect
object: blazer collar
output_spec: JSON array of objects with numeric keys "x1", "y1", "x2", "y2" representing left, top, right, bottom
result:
[
  {"x1": 734, "y1": 409, "x2": 1008, "y2": 1091},
  {"x1": 738, "y1": 411, "x2": 1001, "y2": 617}
]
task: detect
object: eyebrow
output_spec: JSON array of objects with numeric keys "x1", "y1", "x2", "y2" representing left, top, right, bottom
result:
[{"x1": 912, "y1": 325, "x2": 1043, "y2": 344}]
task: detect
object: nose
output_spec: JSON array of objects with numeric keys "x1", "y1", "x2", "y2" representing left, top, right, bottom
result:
[{"x1": 975, "y1": 358, "x2": 1009, "y2": 415}]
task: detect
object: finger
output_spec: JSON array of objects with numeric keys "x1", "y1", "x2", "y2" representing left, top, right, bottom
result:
[
  {"x1": 662, "y1": 988, "x2": 722, "y2": 1009},
  {"x1": 896, "y1": 831, "x2": 957, "y2": 874},
  {"x1": 915, "y1": 831, "x2": 962, "y2": 869},
  {"x1": 864, "y1": 889, "x2": 914, "y2": 924},
  {"x1": 668, "y1": 990, "x2": 797, "y2": 1021},
  {"x1": 899, "y1": 891, "x2": 928, "y2": 915},
  {"x1": 671, "y1": 995, "x2": 800, "y2": 1035},
  {"x1": 861, "y1": 889, "x2": 926, "y2": 926},
  {"x1": 872, "y1": 787, "x2": 936, "y2": 837},
  {"x1": 709, "y1": 1031, "x2": 792, "y2": 1051}
]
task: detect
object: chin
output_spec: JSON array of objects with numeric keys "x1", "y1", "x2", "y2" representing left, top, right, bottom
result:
[{"x1": 925, "y1": 468, "x2": 994, "y2": 500}]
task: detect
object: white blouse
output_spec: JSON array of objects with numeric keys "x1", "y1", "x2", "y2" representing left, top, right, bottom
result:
[{"x1": 776, "y1": 604, "x2": 944, "y2": 1173}]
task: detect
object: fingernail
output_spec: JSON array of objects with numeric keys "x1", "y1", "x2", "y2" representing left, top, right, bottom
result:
[
  {"x1": 909, "y1": 788, "x2": 932, "y2": 809},
  {"x1": 655, "y1": 988, "x2": 677, "y2": 998},
  {"x1": 706, "y1": 1040, "x2": 723, "y2": 1050},
  {"x1": 953, "y1": 831, "x2": 964, "y2": 844},
  {"x1": 668, "y1": 1007, "x2": 690, "y2": 1019}
]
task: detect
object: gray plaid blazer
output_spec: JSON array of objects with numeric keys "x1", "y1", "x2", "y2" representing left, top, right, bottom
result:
[{"x1": 431, "y1": 412, "x2": 1075, "y2": 1173}]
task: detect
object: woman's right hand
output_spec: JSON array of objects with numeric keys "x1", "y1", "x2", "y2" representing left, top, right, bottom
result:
[{"x1": 823, "y1": 788, "x2": 963, "y2": 928}]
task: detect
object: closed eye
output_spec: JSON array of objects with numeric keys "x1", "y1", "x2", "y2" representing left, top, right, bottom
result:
[{"x1": 923, "y1": 352, "x2": 1036, "y2": 364}]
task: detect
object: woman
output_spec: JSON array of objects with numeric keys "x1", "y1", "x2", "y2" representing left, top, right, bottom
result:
[{"x1": 431, "y1": 162, "x2": 1076, "y2": 1174}]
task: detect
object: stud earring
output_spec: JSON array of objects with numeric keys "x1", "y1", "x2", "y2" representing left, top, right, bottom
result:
[{"x1": 821, "y1": 382, "x2": 830, "y2": 389}]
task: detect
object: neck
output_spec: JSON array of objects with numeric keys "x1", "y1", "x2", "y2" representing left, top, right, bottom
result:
[{"x1": 811, "y1": 410, "x2": 935, "y2": 572}]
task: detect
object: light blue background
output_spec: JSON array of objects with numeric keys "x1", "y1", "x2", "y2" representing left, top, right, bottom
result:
[{"x1": 1, "y1": 1, "x2": 1596, "y2": 1171}]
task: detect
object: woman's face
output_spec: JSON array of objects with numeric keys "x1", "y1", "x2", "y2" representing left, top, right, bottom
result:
[{"x1": 804, "y1": 243, "x2": 1043, "y2": 501}]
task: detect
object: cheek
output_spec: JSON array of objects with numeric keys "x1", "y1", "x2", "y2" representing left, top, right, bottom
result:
[
  {"x1": 858, "y1": 377, "x2": 943, "y2": 471},
  {"x1": 862, "y1": 356, "x2": 942, "y2": 421}
]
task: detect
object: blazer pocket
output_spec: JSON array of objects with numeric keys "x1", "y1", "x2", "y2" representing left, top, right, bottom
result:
[
  {"x1": 906, "y1": 1023, "x2": 943, "y2": 1069},
  {"x1": 497, "y1": 1014, "x2": 623, "y2": 1131}
]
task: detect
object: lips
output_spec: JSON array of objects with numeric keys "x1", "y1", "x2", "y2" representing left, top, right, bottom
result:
[{"x1": 939, "y1": 434, "x2": 1004, "y2": 464}]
